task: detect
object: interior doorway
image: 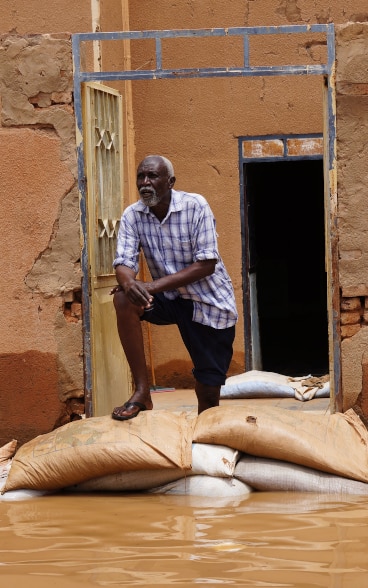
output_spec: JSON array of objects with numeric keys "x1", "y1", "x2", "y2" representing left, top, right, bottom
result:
[{"x1": 244, "y1": 158, "x2": 329, "y2": 376}]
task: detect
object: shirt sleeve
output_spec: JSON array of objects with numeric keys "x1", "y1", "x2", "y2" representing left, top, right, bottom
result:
[
  {"x1": 191, "y1": 200, "x2": 220, "y2": 263},
  {"x1": 113, "y1": 208, "x2": 140, "y2": 272}
]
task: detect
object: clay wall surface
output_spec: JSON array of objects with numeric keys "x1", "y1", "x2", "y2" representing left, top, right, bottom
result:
[
  {"x1": 0, "y1": 1, "x2": 128, "y2": 446},
  {"x1": 335, "y1": 23, "x2": 368, "y2": 410},
  {"x1": 0, "y1": 33, "x2": 83, "y2": 447}
]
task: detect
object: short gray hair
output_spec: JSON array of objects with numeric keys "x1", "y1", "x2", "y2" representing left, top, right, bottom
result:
[{"x1": 146, "y1": 155, "x2": 175, "y2": 178}]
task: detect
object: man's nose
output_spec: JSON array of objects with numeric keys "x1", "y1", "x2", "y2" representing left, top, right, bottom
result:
[{"x1": 142, "y1": 174, "x2": 151, "y2": 184}]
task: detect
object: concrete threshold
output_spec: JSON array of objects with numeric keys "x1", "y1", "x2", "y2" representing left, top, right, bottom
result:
[{"x1": 151, "y1": 388, "x2": 330, "y2": 415}]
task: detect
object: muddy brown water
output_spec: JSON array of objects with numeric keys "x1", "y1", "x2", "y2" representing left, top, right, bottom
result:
[{"x1": 1, "y1": 491, "x2": 368, "y2": 587}]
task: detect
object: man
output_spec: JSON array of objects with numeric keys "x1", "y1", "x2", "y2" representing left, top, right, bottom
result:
[{"x1": 111, "y1": 155, "x2": 237, "y2": 420}]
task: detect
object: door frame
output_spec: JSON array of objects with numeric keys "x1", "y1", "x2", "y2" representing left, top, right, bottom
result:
[
  {"x1": 72, "y1": 24, "x2": 340, "y2": 412},
  {"x1": 239, "y1": 135, "x2": 326, "y2": 375}
]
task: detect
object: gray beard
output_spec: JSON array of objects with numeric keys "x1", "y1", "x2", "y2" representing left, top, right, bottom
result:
[{"x1": 139, "y1": 188, "x2": 160, "y2": 207}]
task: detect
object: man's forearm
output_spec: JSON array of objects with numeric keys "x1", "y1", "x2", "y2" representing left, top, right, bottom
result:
[{"x1": 147, "y1": 259, "x2": 217, "y2": 295}]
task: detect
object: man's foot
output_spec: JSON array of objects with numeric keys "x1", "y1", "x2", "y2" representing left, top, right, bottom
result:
[{"x1": 112, "y1": 400, "x2": 153, "y2": 421}]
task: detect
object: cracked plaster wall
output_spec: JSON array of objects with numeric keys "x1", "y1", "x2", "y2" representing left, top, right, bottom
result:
[
  {"x1": 0, "y1": 34, "x2": 83, "y2": 447},
  {"x1": 336, "y1": 23, "x2": 368, "y2": 410}
]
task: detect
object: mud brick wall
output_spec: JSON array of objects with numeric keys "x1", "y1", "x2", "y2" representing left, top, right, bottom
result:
[
  {"x1": 336, "y1": 23, "x2": 368, "y2": 411},
  {"x1": 0, "y1": 34, "x2": 84, "y2": 447}
]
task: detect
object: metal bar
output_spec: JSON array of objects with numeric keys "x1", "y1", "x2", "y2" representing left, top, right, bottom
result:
[
  {"x1": 155, "y1": 37, "x2": 162, "y2": 70},
  {"x1": 325, "y1": 24, "x2": 342, "y2": 409},
  {"x1": 78, "y1": 64, "x2": 328, "y2": 83},
  {"x1": 238, "y1": 140, "x2": 251, "y2": 370},
  {"x1": 72, "y1": 35, "x2": 93, "y2": 418},
  {"x1": 242, "y1": 154, "x2": 323, "y2": 163},
  {"x1": 73, "y1": 24, "x2": 331, "y2": 43},
  {"x1": 243, "y1": 33, "x2": 250, "y2": 68}
]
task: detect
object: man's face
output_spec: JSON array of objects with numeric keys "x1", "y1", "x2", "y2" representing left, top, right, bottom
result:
[{"x1": 136, "y1": 158, "x2": 173, "y2": 207}]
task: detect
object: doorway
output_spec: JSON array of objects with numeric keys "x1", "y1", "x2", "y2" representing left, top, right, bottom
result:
[{"x1": 244, "y1": 158, "x2": 329, "y2": 376}]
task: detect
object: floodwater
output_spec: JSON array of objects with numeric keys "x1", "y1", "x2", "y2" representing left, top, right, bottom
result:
[
  {"x1": 1, "y1": 490, "x2": 368, "y2": 587},
  {"x1": 2, "y1": 392, "x2": 368, "y2": 587}
]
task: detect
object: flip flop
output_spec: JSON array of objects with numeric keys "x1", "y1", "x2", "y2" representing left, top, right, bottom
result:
[{"x1": 112, "y1": 401, "x2": 149, "y2": 421}]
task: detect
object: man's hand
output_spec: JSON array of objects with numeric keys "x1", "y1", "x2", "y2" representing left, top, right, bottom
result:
[
  {"x1": 110, "y1": 279, "x2": 153, "y2": 310},
  {"x1": 109, "y1": 284, "x2": 123, "y2": 295}
]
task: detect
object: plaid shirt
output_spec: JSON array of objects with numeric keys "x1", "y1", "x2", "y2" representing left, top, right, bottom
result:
[{"x1": 113, "y1": 189, "x2": 238, "y2": 329}]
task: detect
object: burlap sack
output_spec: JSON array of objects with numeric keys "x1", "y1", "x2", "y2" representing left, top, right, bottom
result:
[
  {"x1": 235, "y1": 455, "x2": 368, "y2": 494},
  {"x1": 193, "y1": 404, "x2": 368, "y2": 483},
  {"x1": 3, "y1": 410, "x2": 193, "y2": 493},
  {"x1": 66, "y1": 443, "x2": 240, "y2": 492},
  {"x1": 0, "y1": 440, "x2": 17, "y2": 464},
  {"x1": 66, "y1": 468, "x2": 187, "y2": 492}
]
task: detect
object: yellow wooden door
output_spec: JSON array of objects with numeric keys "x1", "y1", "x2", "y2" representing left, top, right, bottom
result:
[{"x1": 82, "y1": 82, "x2": 132, "y2": 416}]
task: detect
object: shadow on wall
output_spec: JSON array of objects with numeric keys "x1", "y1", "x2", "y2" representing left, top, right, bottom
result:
[{"x1": 0, "y1": 351, "x2": 66, "y2": 447}]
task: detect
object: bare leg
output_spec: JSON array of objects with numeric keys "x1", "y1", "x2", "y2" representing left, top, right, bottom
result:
[
  {"x1": 195, "y1": 381, "x2": 221, "y2": 414},
  {"x1": 112, "y1": 290, "x2": 153, "y2": 419}
]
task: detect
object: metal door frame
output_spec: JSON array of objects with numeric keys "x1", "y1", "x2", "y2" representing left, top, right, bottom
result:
[
  {"x1": 72, "y1": 24, "x2": 340, "y2": 410},
  {"x1": 239, "y1": 133, "x2": 324, "y2": 373}
]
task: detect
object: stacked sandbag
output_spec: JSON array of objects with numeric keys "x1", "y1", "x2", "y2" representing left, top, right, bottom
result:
[
  {"x1": 2, "y1": 410, "x2": 193, "y2": 493},
  {"x1": 235, "y1": 455, "x2": 368, "y2": 494},
  {"x1": 147, "y1": 444, "x2": 251, "y2": 497},
  {"x1": 220, "y1": 370, "x2": 330, "y2": 401},
  {"x1": 193, "y1": 404, "x2": 368, "y2": 483},
  {"x1": 149, "y1": 476, "x2": 252, "y2": 497},
  {"x1": 66, "y1": 443, "x2": 241, "y2": 493},
  {"x1": 0, "y1": 440, "x2": 17, "y2": 492},
  {"x1": 3, "y1": 402, "x2": 368, "y2": 498}
]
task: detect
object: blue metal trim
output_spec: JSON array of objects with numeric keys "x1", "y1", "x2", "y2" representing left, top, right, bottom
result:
[
  {"x1": 238, "y1": 140, "x2": 251, "y2": 370},
  {"x1": 77, "y1": 64, "x2": 328, "y2": 83},
  {"x1": 72, "y1": 35, "x2": 93, "y2": 417},
  {"x1": 242, "y1": 155, "x2": 323, "y2": 163},
  {"x1": 156, "y1": 37, "x2": 162, "y2": 70},
  {"x1": 326, "y1": 26, "x2": 341, "y2": 408},
  {"x1": 73, "y1": 24, "x2": 332, "y2": 43}
]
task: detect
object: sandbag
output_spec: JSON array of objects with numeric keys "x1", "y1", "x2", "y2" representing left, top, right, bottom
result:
[
  {"x1": 2, "y1": 410, "x2": 193, "y2": 493},
  {"x1": 65, "y1": 443, "x2": 240, "y2": 492},
  {"x1": 0, "y1": 440, "x2": 17, "y2": 464},
  {"x1": 66, "y1": 468, "x2": 187, "y2": 492},
  {"x1": 235, "y1": 455, "x2": 368, "y2": 494},
  {"x1": 0, "y1": 488, "x2": 52, "y2": 501},
  {"x1": 220, "y1": 370, "x2": 329, "y2": 401},
  {"x1": 220, "y1": 380, "x2": 295, "y2": 399},
  {"x1": 191, "y1": 443, "x2": 239, "y2": 477},
  {"x1": 149, "y1": 475, "x2": 252, "y2": 497},
  {"x1": 193, "y1": 404, "x2": 368, "y2": 483}
]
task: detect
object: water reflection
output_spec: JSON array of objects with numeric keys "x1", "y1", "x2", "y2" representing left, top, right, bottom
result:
[{"x1": 1, "y1": 492, "x2": 368, "y2": 586}]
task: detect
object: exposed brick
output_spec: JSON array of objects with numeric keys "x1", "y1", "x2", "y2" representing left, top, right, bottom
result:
[
  {"x1": 71, "y1": 301, "x2": 82, "y2": 320},
  {"x1": 336, "y1": 82, "x2": 368, "y2": 95},
  {"x1": 341, "y1": 310, "x2": 361, "y2": 325},
  {"x1": 63, "y1": 291, "x2": 74, "y2": 303},
  {"x1": 341, "y1": 324, "x2": 361, "y2": 338},
  {"x1": 242, "y1": 139, "x2": 283, "y2": 159},
  {"x1": 286, "y1": 137, "x2": 323, "y2": 156},
  {"x1": 341, "y1": 297, "x2": 361, "y2": 311}
]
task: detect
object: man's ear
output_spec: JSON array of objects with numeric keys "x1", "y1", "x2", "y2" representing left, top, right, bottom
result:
[{"x1": 169, "y1": 176, "x2": 176, "y2": 188}]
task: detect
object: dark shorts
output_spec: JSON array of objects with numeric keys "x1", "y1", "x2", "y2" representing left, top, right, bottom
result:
[{"x1": 141, "y1": 293, "x2": 235, "y2": 387}]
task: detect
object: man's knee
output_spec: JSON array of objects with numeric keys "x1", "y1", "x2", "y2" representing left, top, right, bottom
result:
[
  {"x1": 113, "y1": 289, "x2": 127, "y2": 313},
  {"x1": 113, "y1": 290, "x2": 143, "y2": 318}
]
